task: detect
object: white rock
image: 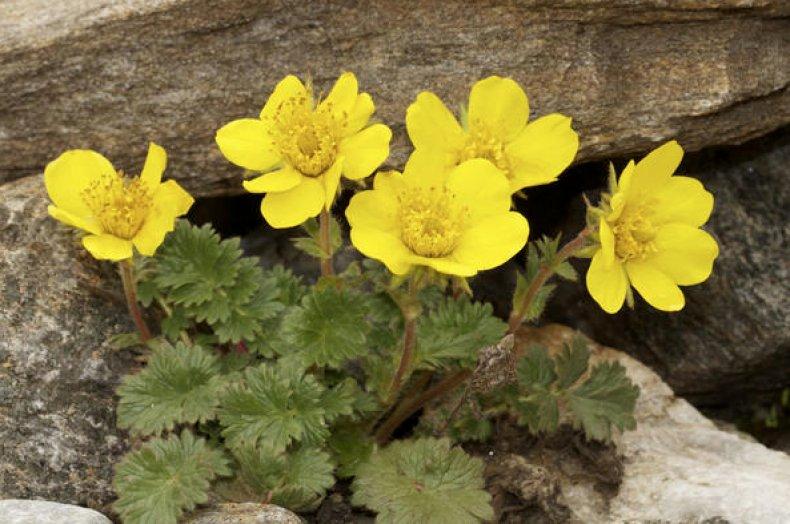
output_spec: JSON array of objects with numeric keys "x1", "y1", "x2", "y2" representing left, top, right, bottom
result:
[{"x1": 0, "y1": 500, "x2": 111, "y2": 524}]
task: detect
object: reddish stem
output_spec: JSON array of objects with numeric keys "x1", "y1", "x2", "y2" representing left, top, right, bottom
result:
[
  {"x1": 119, "y1": 259, "x2": 152, "y2": 343},
  {"x1": 319, "y1": 208, "x2": 334, "y2": 276}
]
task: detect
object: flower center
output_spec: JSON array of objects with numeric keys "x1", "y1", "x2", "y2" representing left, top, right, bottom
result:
[
  {"x1": 612, "y1": 206, "x2": 658, "y2": 261},
  {"x1": 81, "y1": 171, "x2": 153, "y2": 239},
  {"x1": 270, "y1": 96, "x2": 343, "y2": 177},
  {"x1": 459, "y1": 123, "x2": 511, "y2": 176},
  {"x1": 398, "y1": 185, "x2": 466, "y2": 258}
]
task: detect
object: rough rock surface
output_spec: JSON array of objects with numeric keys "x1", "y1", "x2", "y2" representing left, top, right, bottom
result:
[
  {"x1": 519, "y1": 325, "x2": 790, "y2": 523},
  {"x1": 0, "y1": 175, "x2": 136, "y2": 510},
  {"x1": 184, "y1": 503, "x2": 303, "y2": 524},
  {"x1": 547, "y1": 130, "x2": 790, "y2": 404},
  {"x1": 1, "y1": 0, "x2": 788, "y2": 196},
  {"x1": 0, "y1": 500, "x2": 112, "y2": 524}
]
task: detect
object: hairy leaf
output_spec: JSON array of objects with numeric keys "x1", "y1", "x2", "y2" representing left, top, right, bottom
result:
[
  {"x1": 555, "y1": 336, "x2": 590, "y2": 390},
  {"x1": 517, "y1": 345, "x2": 556, "y2": 388},
  {"x1": 328, "y1": 425, "x2": 374, "y2": 478},
  {"x1": 113, "y1": 431, "x2": 230, "y2": 524}
]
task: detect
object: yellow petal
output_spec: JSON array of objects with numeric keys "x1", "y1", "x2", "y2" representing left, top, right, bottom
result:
[
  {"x1": 260, "y1": 177, "x2": 324, "y2": 228},
  {"x1": 44, "y1": 149, "x2": 116, "y2": 216},
  {"x1": 445, "y1": 159, "x2": 511, "y2": 220},
  {"x1": 413, "y1": 255, "x2": 477, "y2": 277},
  {"x1": 140, "y1": 142, "x2": 166, "y2": 188},
  {"x1": 467, "y1": 76, "x2": 529, "y2": 141},
  {"x1": 47, "y1": 205, "x2": 102, "y2": 235},
  {"x1": 350, "y1": 227, "x2": 413, "y2": 275},
  {"x1": 608, "y1": 160, "x2": 635, "y2": 222},
  {"x1": 373, "y1": 169, "x2": 405, "y2": 193},
  {"x1": 322, "y1": 156, "x2": 345, "y2": 210},
  {"x1": 651, "y1": 176, "x2": 714, "y2": 227},
  {"x1": 346, "y1": 93, "x2": 375, "y2": 135},
  {"x1": 586, "y1": 250, "x2": 628, "y2": 314},
  {"x1": 132, "y1": 211, "x2": 175, "y2": 257},
  {"x1": 632, "y1": 140, "x2": 683, "y2": 195},
  {"x1": 647, "y1": 224, "x2": 719, "y2": 286},
  {"x1": 340, "y1": 124, "x2": 391, "y2": 180},
  {"x1": 345, "y1": 186, "x2": 400, "y2": 235},
  {"x1": 242, "y1": 166, "x2": 302, "y2": 193},
  {"x1": 259, "y1": 75, "x2": 309, "y2": 121},
  {"x1": 626, "y1": 260, "x2": 685, "y2": 311},
  {"x1": 319, "y1": 72, "x2": 358, "y2": 121},
  {"x1": 402, "y1": 149, "x2": 453, "y2": 187},
  {"x1": 506, "y1": 114, "x2": 579, "y2": 192},
  {"x1": 405, "y1": 91, "x2": 465, "y2": 153},
  {"x1": 216, "y1": 118, "x2": 279, "y2": 172},
  {"x1": 452, "y1": 212, "x2": 529, "y2": 270},
  {"x1": 82, "y1": 234, "x2": 133, "y2": 261},
  {"x1": 154, "y1": 180, "x2": 194, "y2": 217},
  {"x1": 599, "y1": 217, "x2": 616, "y2": 266}
]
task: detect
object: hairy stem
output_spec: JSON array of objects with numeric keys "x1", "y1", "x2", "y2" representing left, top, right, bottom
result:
[
  {"x1": 376, "y1": 369, "x2": 471, "y2": 445},
  {"x1": 507, "y1": 227, "x2": 592, "y2": 333},
  {"x1": 319, "y1": 208, "x2": 334, "y2": 276},
  {"x1": 386, "y1": 317, "x2": 417, "y2": 404},
  {"x1": 119, "y1": 259, "x2": 152, "y2": 342}
]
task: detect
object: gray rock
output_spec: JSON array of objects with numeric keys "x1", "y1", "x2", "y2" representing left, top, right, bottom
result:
[
  {"x1": 0, "y1": 0, "x2": 787, "y2": 196},
  {"x1": 184, "y1": 503, "x2": 303, "y2": 524},
  {"x1": 0, "y1": 175, "x2": 136, "y2": 510},
  {"x1": 547, "y1": 130, "x2": 790, "y2": 405},
  {"x1": 521, "y1": 325, "x2": 790, "y2": 524},
  {"x1": 0, "y1": 500, "x2": 111, "y2": 524}
]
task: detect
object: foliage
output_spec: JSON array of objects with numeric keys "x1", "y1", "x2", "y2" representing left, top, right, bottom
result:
[
  {"x1": 113, "y1": 431, "x2": 230, "y2": 524},
  {"x1": 351, "y1": 438, "x2": 493, "y2": 524}
]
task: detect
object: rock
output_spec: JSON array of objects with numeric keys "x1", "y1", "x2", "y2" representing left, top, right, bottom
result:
[
  {"x1": 0, "y1": 0, "x2": 787, "y2": 196},
  {"x1": 518, "y1": 324, "x2": 790, "y2": 523},
  {"x1": 546, "y1": 129, "x2": 790, "y2": 405},
  {"x1": 0, "y1": 175, "x2": 136, "y2": 510},
  {"x1": 0, "y1": 500, "x2": 111, "y2": 524},
  {"x1": 184, "y1": 503, "x2": 303, "y2": 524}
]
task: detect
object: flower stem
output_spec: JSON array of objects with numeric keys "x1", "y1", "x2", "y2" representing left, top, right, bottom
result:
[
  {"x1": 319, "y1": 208, "x2": 334, "y2": 276},
  {"x1": 385, "y1": 274, "x2": 423, "y2": 404},
  {"x1": 119, "y1": 259, "x2": 152, "y2": 343},
  {"x1": 507, "y1": 227, "x2": 592, "y2": 333}
]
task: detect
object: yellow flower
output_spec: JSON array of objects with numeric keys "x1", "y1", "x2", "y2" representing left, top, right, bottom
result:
[
  {"x1": 45, "y1": 143, "x2": 194, "y2": 261},
  {"x1": 216, "y1": 72, "x2": 392, "y2": 228},
  {"x1": 586, "y1": 141, "x2": 719, "y2": 313},
  {"x1": 345, "y1": 151, "x2": 529, "y2": 277},
  {"x1": 406, "y1": 76, "x2": 578, "y2": 193}
]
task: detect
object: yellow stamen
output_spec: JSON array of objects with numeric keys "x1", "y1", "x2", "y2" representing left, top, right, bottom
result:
[
  {"x1": 459, "y1": 122, "x2": 511, "y2": 176},
  {"x1": 81, "y1": 170, "x2": 153, "y2": 239},
  {"x1": 612, "y1": 205, "x2": 658, "y2": 261},
  {"x1": 398, "y1": 185, "x2": 466, "y2": 258}
]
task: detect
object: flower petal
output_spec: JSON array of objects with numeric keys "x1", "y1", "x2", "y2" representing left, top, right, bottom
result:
[
  {"x1": 319, "y1": 72, "x2": 358, "y2": 121},
  {"x1": 402, "y1": 149, "x2": 453, "y2": 187},
  {"x1": 215, "y1": 118, "x2": 279, "y2": 172},
  {"x1": 140, "y1": 142, "x2": 167, "y2": 188},
  {"x1": 608, "y1": 160, "x2": 635, "y2": 222},
  {"x1": 468, "y1": 76, "x2": 529, "y2": 141},
  {"x1": 506, "y1": 114, "x2": 579, "y2": 192},
  {"x1": 345, "y1": 186, "x2": 400, "y2": 235},
  {"x1": 585, "y1": 250, "x2": 628, "y2": 314},
  {"x1": 350, "y1": 227, "x2": 413, "y2": 275},
  {"x1": 651, "y1": 176, "x2": 714, "y2": 227},
  {"x1": 413, "y1": 255, "x2": 477, "y2": 277},
  {"x1": 154, "y1": 180, "x2": 194, "y2": 217},
  {"x1": 405, "y1": 91, "x2": 465, "y2": 154},
  {"x1": 259, "y1": 75, "x2": 309, "y2": 121},
  {"x1": 452, "y1": 212, "x2": 529, "y2": 270},
  {"x1": 322, "y1": 156, "x2": 345, "y2": 210},
  {"x1": 445, "y1": 159, "x2": 511, "y2": 220},
  {"x1": 373, "y1": 169, "x2": 405, "y2": 193},
  {"x1": 82, "y1": 234, "x2": 133, "y2": 261},
  {"x1": 599, "y1": 217, "x2": 616, "y2": 266},
  {"x1": 132, "y1": 211, "x2": 176, "y2": 257},
  {"x1": 47, "y1": 205, "x2": 102, "y2": 235},
  {"x1": 632, "y1": 140, "x2": 683, "y2": 195},
  {"x1": 242, "y1": 166, "x2": 302, "y2": 193},
  {"x1": 340, "y1": 124, "x2": 392, "y2": 180},
  {"x1": 647, "y1": 224, "x2": 719, "y2": 286},
  {"x1": 626, "y1": 260, "x2": 685, "y2": 311},
  {"x1": 260, "y1": 177, "x2": 324, "y2": 228},
  {"x1": 346, "y1": 93, "x2": 375, "y2": 135},
  {"x1": 44, "y1": 149, "x2": 116, "y2": 216}
]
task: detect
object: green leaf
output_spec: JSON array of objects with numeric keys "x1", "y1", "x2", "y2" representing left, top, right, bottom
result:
[
  {"x1": 352, "y1": 437, "x2": 493, "y2": 524},
  {"x1": 221, "y1": 443, "x2": 335, "y2": 511},
  {"x1": 328, "y1": 424, "x2": 374, "y2": 478},
  {"x1": 415, "y1": 297, "x2": 506, "y2": 370},
  {"x1": 517, "y1": 345, "x2": 556, "y2": 388},
  {"x1": 291, "y1": 216, "x2": 342, "y2": 259},
  {"x1": 116, "y1": 342, "x2": 225, "y2": 436},
  {"x1": 113, "y1": 431, "x2": 230, "y2": 524},
  {"x1": 567, "y1": 361, "x2": 639, "y2": 441},
  {"x1": 281, "y1": 287, "x2": 370, "y2": 369},
  {"x1": 515, "y1": 389, "x2": 560, "y2": 434},
  {"x1": 555, "y1": 336, "x2": 590, "y2": 390},
  {"x1": 107, "y1": 332, "x2": 142, "y2": 350},
  {"x1": 218, "y1": 362, "x2": 329, "y2": 451},
  {"x1": 261, "y1": 265, "x2": 307, "y2": 307}
]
